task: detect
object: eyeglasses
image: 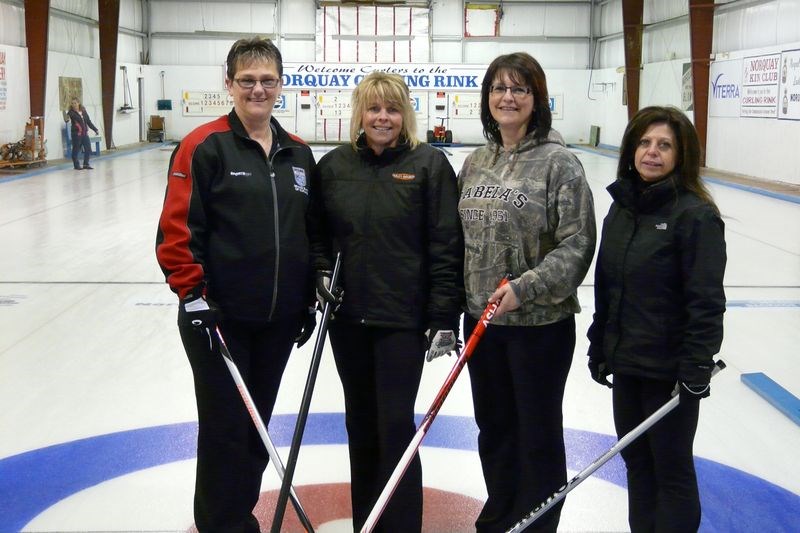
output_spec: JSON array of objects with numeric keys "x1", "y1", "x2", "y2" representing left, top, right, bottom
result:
[
  {"x1": 490, "y1": 85, "x2": 532, "y2": 97},
  {"x1": 233, "y1": 78, "x2": 280, "y2": 89}
]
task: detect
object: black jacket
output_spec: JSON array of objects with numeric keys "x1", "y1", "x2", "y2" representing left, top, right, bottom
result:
[
  {"x1": 67, "y1": 106, "x2": 98, "y2": 137},
  {"x1": 310, "y1": 136, "x2": 464, "y2": 330},
  {"x1": 587, "y1": 176, "x2": 726, "y2": 382},
  {"x1": 156, "y1": 111, "x2": 316, "y2": 322}
]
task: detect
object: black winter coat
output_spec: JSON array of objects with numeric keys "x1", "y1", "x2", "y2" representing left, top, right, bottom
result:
[
  {"x1": 156, "y1": 111, "x2": 316, "y2": 322},
  {"x1": 310, "y1": 136, "x2": 464, "y2": 331},
  {"x1": 587, "y1": 176, "x2": 726, "y2": 383}
]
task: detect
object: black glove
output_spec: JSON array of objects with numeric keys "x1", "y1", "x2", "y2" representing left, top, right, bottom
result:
[
  {"x1": 676, "y1": 381, "x2": 711, "y2": 402},
  {"x1": 92, "y1": 128, "x2": 99, "y2": 135},
  {"x1": 588, "y1": 358, "x2": 613, "y2": 388},
  {"x1": 178, "y1": 286, "x2": 219, "y2": 329},
  {"x1": 425, "y1": 328, "x2": 462, "y2": 362},
  {"x1": 294, "y1": 307, "x2": 317, "y2": 347},
  {"x1": 315, "y1": 270, "x2": 343, "y2": 310},
  {"x1": 676, "y1": 360, "x2": 713, "y2": 402}
]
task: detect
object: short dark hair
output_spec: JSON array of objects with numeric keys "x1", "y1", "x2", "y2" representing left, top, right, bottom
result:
[
  {"x1": 480, "y1": 52, "x2": 552, "y2": 144},
  {"x1": 618, "y1": 106, "x2": 717, "y2": 211},
  {"x1": 225, "y1": 37, "x2": 283, "y2": 81}
]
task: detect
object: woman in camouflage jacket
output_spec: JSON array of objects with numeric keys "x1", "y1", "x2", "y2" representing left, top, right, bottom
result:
[{"x1": 457, "y1": 52, "x2": 596, "y2": 533}]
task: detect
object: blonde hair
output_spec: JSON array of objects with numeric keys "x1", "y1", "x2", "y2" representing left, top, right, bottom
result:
[{"x1": 349, "y1": 72, "x2": 419, "y2": 149}]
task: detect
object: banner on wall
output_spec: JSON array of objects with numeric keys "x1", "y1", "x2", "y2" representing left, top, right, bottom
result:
[
  {"x1": 740, "y1": 53, "x2": 780, "y2": 118},
  {"x1": 0, "y1": 50, "x2": 6, "y2": 111},
  {"x1": 709, "y1": 59, "x2": 741, "y2": 117},
  {"x1": 682, "y1": 63, "x2": 693, "y2": 111},
  {"x1": 282, "y1": 63, "x2": 486, "y2": 91},
  {"x1": 778, "y1": 49, "x2": 800, "y2": 121}
]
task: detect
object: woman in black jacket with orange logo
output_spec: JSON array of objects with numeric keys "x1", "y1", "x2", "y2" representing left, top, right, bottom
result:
[
  {"x1": 587, "y1": 106, "x2": 726, "y2": 533},
  {"x1": 309, "y1": 72, "x2": 463, "y2": 532}
]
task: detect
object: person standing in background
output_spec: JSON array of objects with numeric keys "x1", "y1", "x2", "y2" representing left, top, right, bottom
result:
[
  {"x1": 155, "y1": 37, "x2": 317, "y2": 532},
  {"x1": 587, "y1": 106, "x2": 726, "y2": 533},
  {"x1": 309, "y1": 72, "x2": 464, "y2": 532},
  {"x1": 65, "y1": 97, "x2": 99, "y2": 170},
  {"x1": 457, "y1": 52, "x2": 596, "y2": 533}
]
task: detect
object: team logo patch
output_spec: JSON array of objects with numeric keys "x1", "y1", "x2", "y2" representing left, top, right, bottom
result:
[
  {"x1": 293, "y1": 167, "x2": 307, "y2": 187},
  {"x1": 293, "y1": 167, "x2": 309, "y2": 194},
  {"x1": 392, "y1": 172, "x2": 415, "y2": 181}
]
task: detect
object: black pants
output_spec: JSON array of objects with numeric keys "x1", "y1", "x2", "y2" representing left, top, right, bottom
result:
[
  {"x1": 71, "y1": 132, "x2": 92, "y2": 168},
  {"x1": 613, "y1": 374, "x2": 701, "y2": 533},
  {"x1": 465, "y1": 314, "x2": 575, "y2": 533},
  {"x1": 180, "y1": 314, "x2": 301, "y2": 533},
  {"x1": 329, "y1": 322, "x2": 425, "y2": 533}
]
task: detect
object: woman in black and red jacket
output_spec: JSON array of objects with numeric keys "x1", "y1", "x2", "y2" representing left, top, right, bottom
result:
[
  {"x1": 587, "y1": 106, "x2": 726, "y2": 533},
  {"x1": 155, "y1": 38, "x2": 316, "y2": 532}
]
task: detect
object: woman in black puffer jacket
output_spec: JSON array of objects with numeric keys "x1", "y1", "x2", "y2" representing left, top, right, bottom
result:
[{"x1": 587, "y1": 106, "x2": 726, "y2": 533}]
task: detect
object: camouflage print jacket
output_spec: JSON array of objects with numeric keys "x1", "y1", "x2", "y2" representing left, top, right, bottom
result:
[{"x1": 457, "y1": 129, "x2": 596, "y2": 326}]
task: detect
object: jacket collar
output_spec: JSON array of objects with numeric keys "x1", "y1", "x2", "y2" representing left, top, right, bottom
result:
[
  {"x1": 227, "y1": 110, "x2": 299, "y2": 151},
  {"x1": 355, "y1": 132, "x2": 410, "y2": 162},
  {"x1": 609, "y1": 174, "x2": 680, "y2": 212}
]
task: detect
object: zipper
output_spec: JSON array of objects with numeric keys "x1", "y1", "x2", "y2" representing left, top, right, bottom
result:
[
  {"x1": 265, "y1": 143, "x2": 294, "y2": 321},
  {"x1": 611, "y1": 211, "x2": 638, "y2": 360}
]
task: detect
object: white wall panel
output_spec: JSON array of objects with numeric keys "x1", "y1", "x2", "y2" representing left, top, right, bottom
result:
[
  {"x1": 464, "y1": 41, "x2": 589, "y2": 69},
  {"x1": 500, "y1": 4, "x2": 590, "y2": 37},
  {"x1": 51, "y1": 0, "x2": 96, "y2": 18},
  {"x1": 431, "y1": 0, "x2": 461, "y2": 36},
  {"x1": 642, "y1": 23, "x2": 690, "y2": 63},
  {"x1": 149, "y1": 1, "x2": 275, "y2": 33},
  {"x1": 596, "y1": 0, "x2": 622, "y2": 36},
  {"x1": 432, "y1": 41, "x2": 462, "y2": 64},
  {"x1": 644, "y1": 0, "x2": 687, "y2": 24},
  {"x1": 639, "y1": 58, "x2": 687, "y2": 110},
  {"x1": 120, "y1": 0, "x2": 143, "y2": 33},
  {"x1": 279, "y1": 40, "x2": 316, "y2": 63},
  {"x1": 149, "y1": 38, "x2": 234, "y2": 66},
  {"x1": 118, "y1": 33, "x2": 144, "y2": 64},
  {"x1": 776, "y1": 0, "x2": 800, "y2": 44},
  {"x1": 713, "y1": 1, "x2": 800, "y2": 53},
  {"x1": 0, "y1": 3, "x2": 25, "y2": 47},
  {"x1": 597, "y1": 38, "x2": 624, "y2": 69},
  {"x1": 49, "y1": 18, "x2": 96, "y2": 57}
]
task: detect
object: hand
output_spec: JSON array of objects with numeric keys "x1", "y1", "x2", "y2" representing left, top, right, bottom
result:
[
  {"x1": 676, "y1": 360, "x2": 713, "y2": 402},
  {"x1": 178, "y1": 286, "x2": 218, "y2": 329},
  {"x1": 588, "y1": 359, "x2": 612, "y2": 388},
  {"x1": 488, "y1": 283, "x2": 520, "y2": 319},
  {"x1": 675, "y1": 381, "x2": 711, "y2": 402},
  {"x1": 315, "y1": 270, "x2": 343, "y2": 310},
  {"x1": 294, "y1": 307, "x2": 317, "y2": 347},
  {"x1": 93, "y1": 129, "x2": 99, "y2": 135},
  {"x1": 425, "y1": 329, "x2": 461, "y2": 362}
]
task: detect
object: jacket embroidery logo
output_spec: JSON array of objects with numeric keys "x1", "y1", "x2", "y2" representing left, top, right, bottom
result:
[
  {"x1": 293, "y1": 167, "x2": 309, "y2": 194},
  {"x1": 172, "y1": 171, "x2": 187, "y2": 178},
  {"x1": 230, "y1": 171, "x2": 252, "y2": 177},
  {"x1": 655, "y1": 222, "x2": 668, "y2": 230},
  {"x1": 392, "y1": 172, "x2": 415, "y2": 181}
]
